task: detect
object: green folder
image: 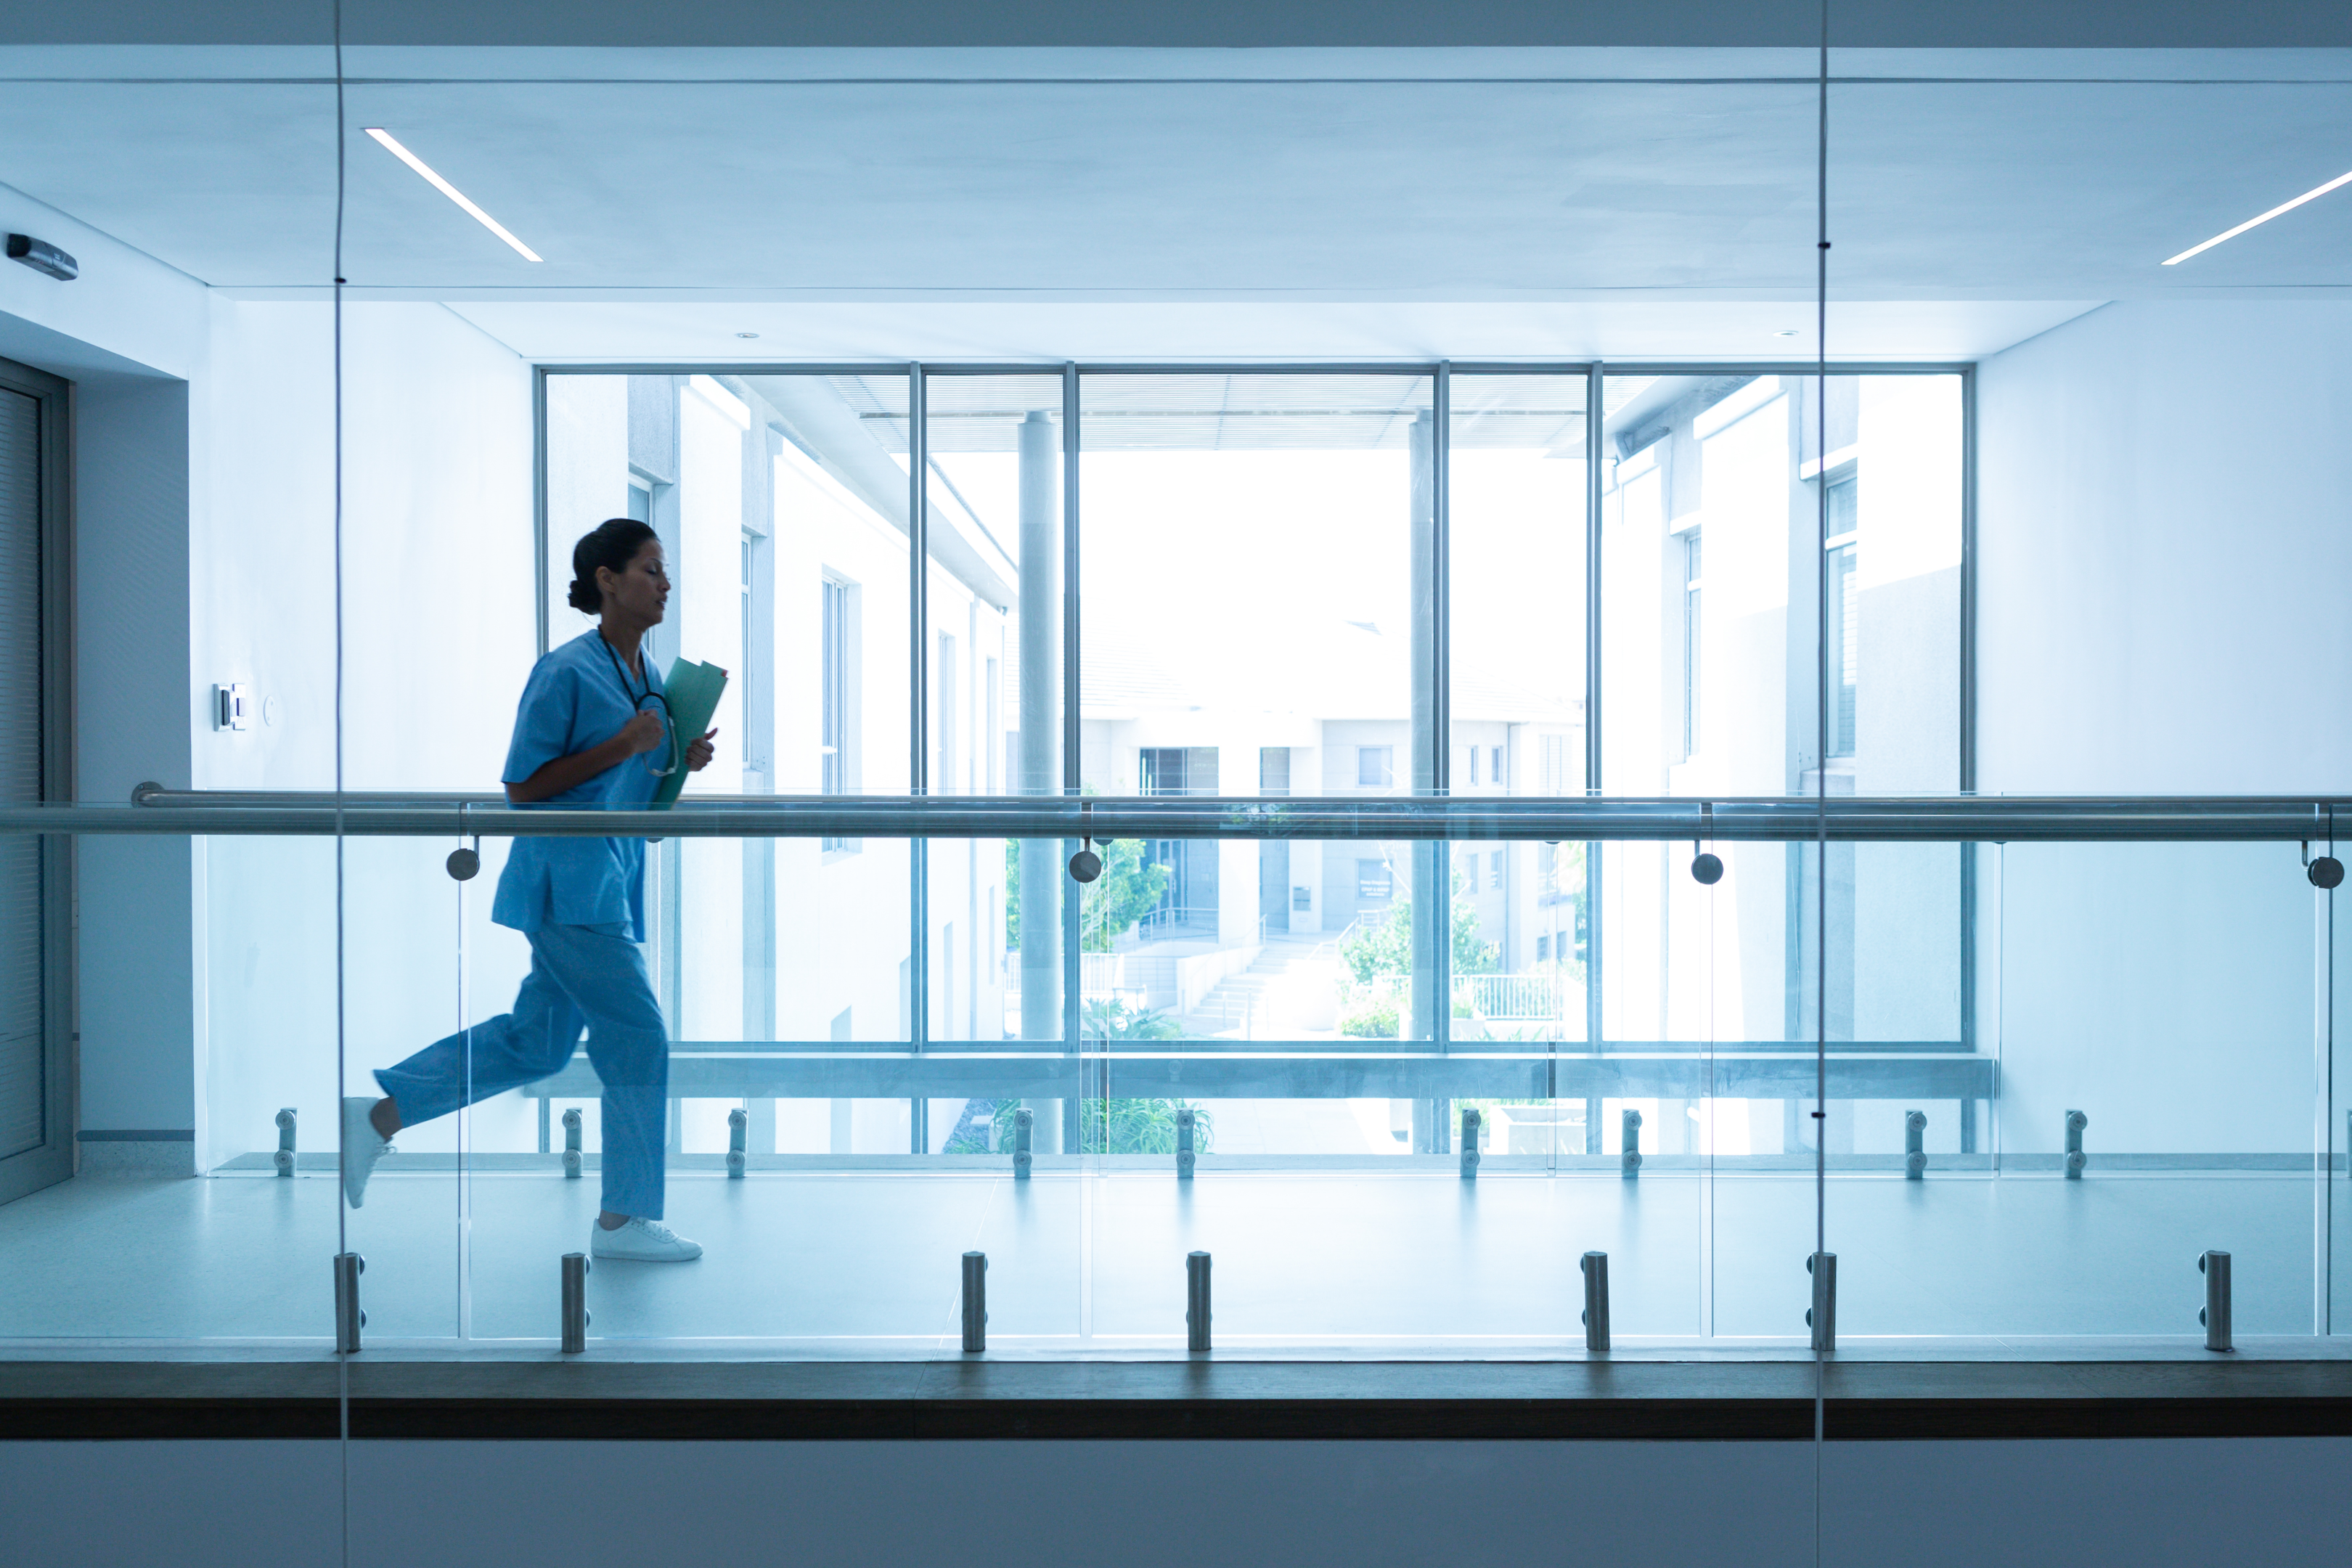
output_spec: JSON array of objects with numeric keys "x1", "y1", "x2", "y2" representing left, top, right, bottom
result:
[{"x1": 652, "y1": 658, "x2": 729, "y2": 807}]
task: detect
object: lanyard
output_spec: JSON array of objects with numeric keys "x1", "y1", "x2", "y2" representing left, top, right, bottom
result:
[{"x1": 598, "y1": 632, "x2": 679, "y2": 778}]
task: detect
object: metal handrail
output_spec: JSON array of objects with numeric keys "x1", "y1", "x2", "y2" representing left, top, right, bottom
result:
[{"x1": 0, "y1": 788, "x2": 2334, "y2": 841}]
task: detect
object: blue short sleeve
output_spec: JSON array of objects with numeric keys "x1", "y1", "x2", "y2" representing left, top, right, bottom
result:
[{"x1": 502, "y1": 660, "x2": 579, "y2": 786}]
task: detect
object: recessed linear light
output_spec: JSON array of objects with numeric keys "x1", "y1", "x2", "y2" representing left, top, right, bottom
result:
[
  {"x1": 1774, "y1": 329, "x2": 1800, "y2": 338},
  {"x1": 2163, "y1": 166, "x2": 2352, "y2": 266},
  {"x1": 363, "y1": 128, "x2": 543, "y2": 263},
  {"x1": 735, "y1": 332, "x2": 760, "y2": 339}
]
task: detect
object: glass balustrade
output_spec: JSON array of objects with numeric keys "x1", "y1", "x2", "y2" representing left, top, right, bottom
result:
[{"x1": 0, "y1": 798, "x2": 2341, "y2": 1353}]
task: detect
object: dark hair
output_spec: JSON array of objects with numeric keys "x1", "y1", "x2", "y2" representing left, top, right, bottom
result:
[{"x1": 567, "y1": 518, "x2": 658, "y2": 613}]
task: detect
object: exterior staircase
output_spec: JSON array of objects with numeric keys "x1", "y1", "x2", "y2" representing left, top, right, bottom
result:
[{"x1": 1181, "y1": 932, "x2": 1339, "y2": 1038}]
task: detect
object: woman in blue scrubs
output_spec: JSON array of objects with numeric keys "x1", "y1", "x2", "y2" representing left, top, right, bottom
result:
[{"x1": 340, "y1": 518, "x2": 717, "y2": 1262}]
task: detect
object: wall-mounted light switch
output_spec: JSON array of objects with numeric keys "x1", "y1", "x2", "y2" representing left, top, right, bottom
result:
[{"x1": 215, "y1": 683, "x2": 250, "y2": 732}]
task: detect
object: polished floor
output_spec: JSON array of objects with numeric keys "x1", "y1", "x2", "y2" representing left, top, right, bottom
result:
[{"x1": 0, "y1": 1164, "x2": 2333, "y2": 1348}]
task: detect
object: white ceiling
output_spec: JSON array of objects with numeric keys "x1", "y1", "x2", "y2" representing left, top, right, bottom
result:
[
  {"x1": 0, "y1": 44, "x2": 2347, "y2": 360},
  {"x1": 440, "y1": 298, "x2": 2101, "y2": 364}
]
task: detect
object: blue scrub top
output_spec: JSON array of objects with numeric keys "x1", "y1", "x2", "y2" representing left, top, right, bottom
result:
[{"x1": 491, "y1": 629, "x2": 669, "y2": 942}]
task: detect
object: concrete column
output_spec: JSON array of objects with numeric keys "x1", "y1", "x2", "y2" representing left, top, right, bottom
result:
[
  {"x1": 1016, "y1": 410, "x2": 1063, "y2": 1151},
  {"x1": 1408, "y1": 411, "x2": 1447, "y2": 1151},
  {"x1": 1408, "y1": 412, "x2": 1442, "y2": 1040}
]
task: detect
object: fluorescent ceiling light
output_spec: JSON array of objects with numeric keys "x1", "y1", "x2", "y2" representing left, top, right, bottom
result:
[
  {"x1": 363, "y1": 128, "x2": 543, "y2": 262},
  {"x1": 2163, "y1": 166, "x2": 2352, "y2": 266}
]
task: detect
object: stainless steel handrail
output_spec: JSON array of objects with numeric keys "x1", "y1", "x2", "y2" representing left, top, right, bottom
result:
[{"x1": 0, "y1": 788, "x2": 2330, "y2": 841}]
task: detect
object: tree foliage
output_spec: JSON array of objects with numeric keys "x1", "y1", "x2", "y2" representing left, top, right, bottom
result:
[
  {"x1": 1004, "y1": 836, "x2": 1171, "y2": 953},
  {"x1": 1337, "y1": 865, "x2": 1499, "y2": 982},
  {"x1": 1080, "y1": 838, "x2": 1169, "y2": 952}
]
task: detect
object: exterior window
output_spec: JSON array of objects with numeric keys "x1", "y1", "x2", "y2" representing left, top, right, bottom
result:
[
  {"x1": 1537, "y1": 934, "x2": 1550, "y2": 963},
  {"x1": 1357, "y1": 745, "x2": 1394, "y2": 788},
  {"x1": 1357, "y1": 859, "x2": 1393, "y2": 900},
  {"x1": 1682, "y1": 530, "x2": 1703, "y2": 759},
  {"x1": 1260, "y1": 746, "x2": 1291, "y2": 796},
  {"x1": 1488, "y1": 745, "x2": 1503, "y2": 785},
  {"x1": 1824, "y1": 473, "x2": 1858, "y2": 758},
  {"x1": 1489, "y1": 851, "x2": 1503, "y2": 891},
  {"x1": 1140, "y1": 746, "x2": 1217, "y2": 796},
  {"x1": 1466, "y1": 746, "x2": 1479, "y2": 785},
  {"x1": 1540, "y1": 734, "x2": 1570, "y2": 796}
]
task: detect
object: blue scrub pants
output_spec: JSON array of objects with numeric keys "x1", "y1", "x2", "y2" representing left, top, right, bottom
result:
[{"x1": 374, "y1": 922, "x2": 669, "y2": 1221}]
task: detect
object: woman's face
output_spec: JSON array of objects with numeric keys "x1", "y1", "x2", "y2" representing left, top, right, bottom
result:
[{"x1": 597, "y1": 538, "x2": 669, "y2": 627}]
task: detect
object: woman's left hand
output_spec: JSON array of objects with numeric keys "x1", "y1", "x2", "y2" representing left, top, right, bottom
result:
[{"x1": 685, "y1": 728, "x2": 718, "y2": 772}]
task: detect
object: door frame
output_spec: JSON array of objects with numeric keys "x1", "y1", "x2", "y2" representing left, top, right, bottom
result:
[{"x1": 0, "y1": 354, "x2": 75, "y2": 1204}]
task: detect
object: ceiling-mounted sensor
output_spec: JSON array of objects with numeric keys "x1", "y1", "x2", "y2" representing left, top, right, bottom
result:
[{"x1": 7, "y1": 234, "x2": 78, "y2": 281}]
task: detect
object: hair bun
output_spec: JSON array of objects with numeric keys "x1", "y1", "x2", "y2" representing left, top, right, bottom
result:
[{"x1": 568, "y1": 517, "x2": 658, "y2": 618}]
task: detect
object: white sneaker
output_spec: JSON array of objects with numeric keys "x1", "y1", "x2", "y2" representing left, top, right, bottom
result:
[
  {"x1": 590, "y1": 1217, "x2": 703, "y2": 1262},
  {"x1": 340, "y1": 1096, "x2": 393, "y2": 1209}
]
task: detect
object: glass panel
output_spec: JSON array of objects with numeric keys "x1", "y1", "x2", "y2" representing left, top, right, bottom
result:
[
  {"x1": 1079, "y1": 370, "x2": 1433, "y2": 1038},
  {"x1": 922, "y1": 372, "x2": 1062, "y2": 1054},
  {"x1": 915, "y1": 377, "x2": 1081, "y2": 1344},
  {"x1": 1871, "y1": 841, "x2": 2319, "y2": 1337},
  {"x1": 340, "y1": 836, "x2": 467, "y2": 1341},
  {"x1": 1447, "y1": 371, "x2": 1589, "y2": 800},
  {"x1": 2334, "y1": 861, "x2": 2351, "y2": 1338},
  {"x1": 1600, "y1": 372, "x2": 1963, "y2": 798},
  {"x1": 0, "y1": 836, "x2": 341, "y2": 1340},
  {"x1": 470, "y1": 373, "x2": 935, "y2": 1342}
]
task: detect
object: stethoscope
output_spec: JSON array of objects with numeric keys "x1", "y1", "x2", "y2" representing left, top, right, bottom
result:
[{"x1": 597, "y1": 632, "x2": 680, "y2": 777}]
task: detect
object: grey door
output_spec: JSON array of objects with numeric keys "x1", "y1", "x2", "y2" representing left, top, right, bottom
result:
[{"x1": 0, "y1": 361, "x2": 69, "y2": 1204}]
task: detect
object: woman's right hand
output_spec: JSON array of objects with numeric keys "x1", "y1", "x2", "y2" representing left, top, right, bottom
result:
[{"x1": 616, "y1": 709, "x2": 667, "y2": 756}]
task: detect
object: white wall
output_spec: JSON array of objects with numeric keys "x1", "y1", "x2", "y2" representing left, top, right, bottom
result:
[
  {"x1": 1975, "y1": 301, "x2": 2352, "y2": 1154},
  {"x1": 197, "y1": 301, "x2": 538, "y2": 1166},
  {"x1": 1978, "y1": 301, "x2": 2352, "y2": 794}
]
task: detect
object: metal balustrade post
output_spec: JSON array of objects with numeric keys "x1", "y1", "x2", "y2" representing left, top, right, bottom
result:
[
  {"x1": 727, "y1": 1106, "x2": 747, "y2": 1178},
  {"x1": 1581, "y1": 1251, "x2": 1610, "y2": 1351},
  {"x1": 1186, "y1": 1251, "x2": 1212, "y2": 1352},
  {"x1": 2200, "y1": 1250, "x2": 2232, "y2": 1352},
  {"x1": 1905, "y1": 1108, "x2": 1927, "y2": 1180},
  {"x1": 962, "y1": 1251, "x2": 988, "y2": 1352},
  {"x1": 563, "y1": 1106, "x2": 583, "y2": 1178},
  {"x1": 1175, "y1": 1106, "x2": 1196, "y2": 1180},
  {"x1": 333, "y1": 1252, "x2": 365, "y2": 1354},
  {"x1": 2065, "y1": 1109, "x2": 2088, "y2": 1178},
  {"x1": 560, "y1": 1252, "x2": 590, "y2": 1353},
  {"x1": 275, "y1": 1107, "x2": 295, "y2": 1177},
  {"x1": 1013, "y1": 1106, "x2": 1033, "y2": 1180},
  {"x1": 1461, "y1": 1106, "x2": 1482, "y2": 1179},
  {"x1": 1808, "y1": 1251, "x2": 1837, "y2": 1351},
  {"x1": 1622, "y1": 1108, "x2": 1643, "y2": 1178}
]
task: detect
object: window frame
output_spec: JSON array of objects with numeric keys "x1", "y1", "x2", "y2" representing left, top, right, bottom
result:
[{"x1": 532, "y1": 361, "x2": 1977, "y2": 1061}]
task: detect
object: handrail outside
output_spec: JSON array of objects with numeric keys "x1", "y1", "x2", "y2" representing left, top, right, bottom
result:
[{"x1": 0, "y1": 788, "x2": 2332, "y2": 841}]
